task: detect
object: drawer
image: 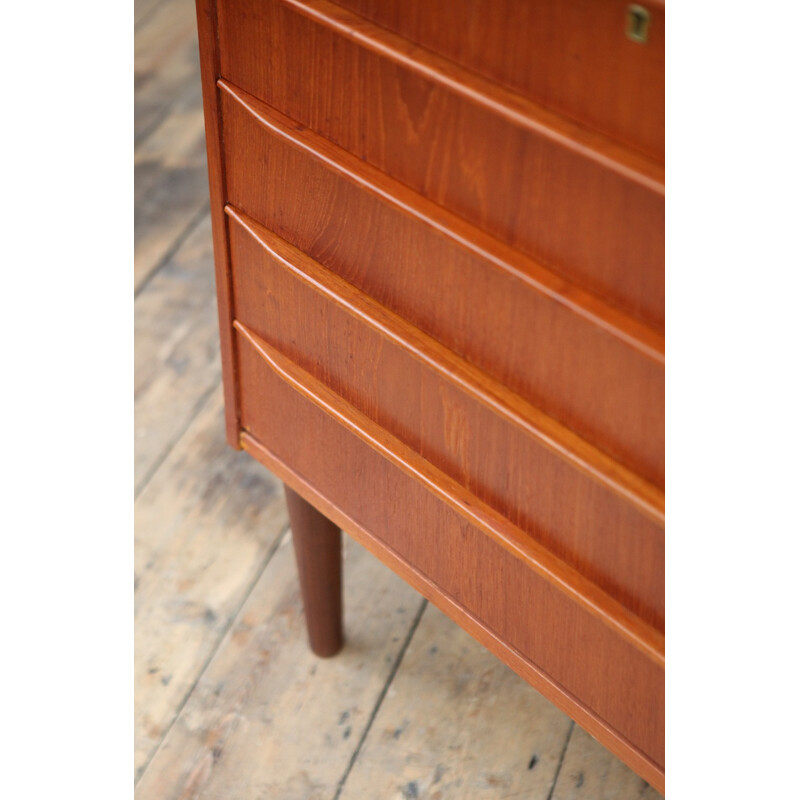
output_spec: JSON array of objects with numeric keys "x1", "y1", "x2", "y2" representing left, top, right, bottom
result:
[
  {"x1": 334, "y1": 0, "x2": 665, "y2": 161},
  {"x1": 197, "y1": 0, "x2": 665, "y2": 787},
  {"x1": 216, "y1": 0, "x2": 665, "y2": 329},
  {"x1": 219, "y1": 84, "x2": 665, "y2": 488},
  {"x1": 227, "y1": 207, "x2": 664, "y2": 629},
  {"x1": 233, "y1": 317, "x2": 665, "y2": 772}
]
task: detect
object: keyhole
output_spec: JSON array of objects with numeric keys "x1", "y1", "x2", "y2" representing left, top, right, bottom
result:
[{"x1": 627, "y1": 4, "x2": 651, "y2": 43}]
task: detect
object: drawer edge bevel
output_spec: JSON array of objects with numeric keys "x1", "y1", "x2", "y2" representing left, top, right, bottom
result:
[
  {"x1": 278, "y1": 0, "x2": 664, "y2": 193},
  {"x1": 238, "y1": 427, "x2": 666, "y2": 793},
  {"x1": 218, "y1": 78, "x2": 665, "y2": 358},
  {"x1": 234, "y1": 319, "x2": 665, "y2": 666},
  {"x1": 195, "y1": 0, "x2": 241, "y2": 447},
  {"x1": 227, "y1": 203, "x2": 665, "y2": 522}
]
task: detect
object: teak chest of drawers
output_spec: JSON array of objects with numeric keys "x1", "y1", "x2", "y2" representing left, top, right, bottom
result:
[{"x1": 195, "y1": 0, "x2": 665, "y2": 791}]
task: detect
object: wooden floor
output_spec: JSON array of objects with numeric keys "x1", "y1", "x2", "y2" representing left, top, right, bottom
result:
[{"x1": 134, "y1": 1, "x2": 664, "y2": 796}]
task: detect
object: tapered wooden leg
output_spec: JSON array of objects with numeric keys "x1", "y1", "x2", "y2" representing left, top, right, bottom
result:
[{"x1": 283, "y1": 484, "x2": 344, "y2": 657}]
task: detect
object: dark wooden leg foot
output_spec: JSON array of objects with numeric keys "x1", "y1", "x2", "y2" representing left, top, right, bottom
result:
[{"x1": 283, "y1": 484, "x2": 344, "y2": 657}]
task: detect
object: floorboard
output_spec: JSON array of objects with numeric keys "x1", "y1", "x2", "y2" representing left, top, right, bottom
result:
[
  {"x1": 135, "y1": 0, "x2": 167, "y2": 28},
  {"x1": 336, "y1": 604, "x2": 574, "y2": 800},
  {"x1": 133, "y1": 86, "x2": 208, "y2": 293},
  {"x1": 134, "y1": 0, "x2": 202, "y2": 144},
  {"x1": 134, "y1": 388, "x2": 289, "y2": 779},
  {"x1": 133, "y1": 3, "x2": 664, "y2": 796},
  {"x1": 135, "y1": 535, "x2": 426, "y2": 799},
  {"x1": 134, "y1": 213, "x2": 219, "y2": 493}
]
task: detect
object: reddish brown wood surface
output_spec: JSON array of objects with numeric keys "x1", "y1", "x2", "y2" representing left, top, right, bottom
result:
[
  {"x1": 216, "y1": 0, "x2": 665, "y2": 328},
  {"x1": 218, "y1": 84, "x2": 665, "y2": 487},
  {"x1": 283, "y1": 484, "x2": 344, "y2": 657},
  {"x1": 333, "y1": 0, "x2": 665, "y2": 161},
  {"x1": 227, "y1": 212, "x2": 664, "y2": 629},
  {"x1": 216, "y1": 79, "x2": 662, "y2": 361},
  {"x1": 233, "y1": 328, "x2": 665, "y2": 774},
  {"x1": 196, "y1": 0, "x2": 665, "y2": 789},
  {"x1": 226, "y1": 205, "x2": 663, "y2": 518},
  {"x1": 234, "y1": 321, "x2": 664, "y2": 668},
  {"x1": 194, "y1": 0, "x2": 240, "y2": 447},
  {"x1": 276, "y1": 0, "x2": 663, "y2": 190},
  {"x1": 242, "y1": 428, "x2": 665, "y2": 793}
]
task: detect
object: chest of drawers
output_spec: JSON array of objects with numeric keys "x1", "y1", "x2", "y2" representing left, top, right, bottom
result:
[{"x1": 195, "y1": 0, "x2": 665, "y2": 791}]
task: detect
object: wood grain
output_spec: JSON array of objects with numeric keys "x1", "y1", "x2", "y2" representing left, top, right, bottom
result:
[
  {"x1": 234, "y1": 321, "x2": 663, "y2": 658},
  {"x1": 135, "y1": 534, "x2": 426, "y2": 799},
  {"x1": 133, "y1": 0, "x2": 209, "y2": 293},
  {"x1": 195, "y1": 0, "x2": 665, "y2": 789},
  {"x1": 281, "y1": 0, "x2": 664, "y2": 187},
  {"x1": 134, "y1": 80, "x2": 208, "y2": 293},
  {"x1": 218, "y1": 79, "x2": 662, "y2": 360},
  {"x1": 225, "y1": 232, "x2": 664, "y2": 644},
  {"x1": 135, "y1": 0, "x2": 202, "y2": 144},
  {"x1": 134, "y1": 387, "x2": 288, "y2": 778},
  {"x1": 216, "y1": 0, "x2": 665, "y2": 328},
  {"x1": 218, "y1": 85, "x2": 665, "y2": 486},
  {"x1": 227, "y1": 205, "x2": 664, "y2": 520},
  {"x1": 227, "y1": 222, "x2": 665, "y2": 633},
  {"x1": 195, "y1": 0, "x2": 240, "y2": 447},
  {"x1": 135, "y1": 0, "x2": 165, "y2": 27},
  {"x1": 333, "y1": 0, "x2": 665, "y2": 161},
  {"x1": 338, "y1": 603, "x2": 575, "y2": 800},
  {"x1": 242, "y1": 427, "x2": 665, "y2": 793},
  {"x1": 234, "y1": 330, "x2": 665, "y2": 771},
  {"x1": 138, "y1": 1, "x2": 665, "y2": 794},
  {"x1": 284, "y1": 485, "x2": 344, "y2": 658}
]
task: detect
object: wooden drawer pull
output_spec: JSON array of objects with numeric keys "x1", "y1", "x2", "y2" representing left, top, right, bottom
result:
[
  {"x1": 227, "y1": 204, "x2": 664, "y2": 523},
  {"x1": 218, "y1": 78, "x2": 664, "y2": 362},
  {"x1": 278, "y1": 0, "x2": 663, "y2": 193},
  {"x1": 234, "y1": 319, "x2": 665, "y2": 667}
]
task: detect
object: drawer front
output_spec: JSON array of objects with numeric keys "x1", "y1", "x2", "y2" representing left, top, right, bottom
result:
[
  {"x1": 333, "y1": 0, "x2": 665, "y2": 162},
  {"x1": 198, "y1": 0, "x2": 665, "y2": 787},
  {"x1": 234, "y1": 324, "x2": 665, "y2": 771},
  {"x1": 217, "y1": 0, "x2": 665, "y2": 329},
  {"x1": 220, "y1": 86, "x2": 665, "y2": 488},
  {"x1": 227, "y1": 209, "x2": 664, "y2": 629}
]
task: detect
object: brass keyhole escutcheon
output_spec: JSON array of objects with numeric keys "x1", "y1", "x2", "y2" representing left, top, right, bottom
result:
[{"x1": 626, "y1": 4, "x2": 651, "y2": 43}]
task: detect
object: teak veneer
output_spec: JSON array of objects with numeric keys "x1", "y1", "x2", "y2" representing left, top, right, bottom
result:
[{"x1": 195, "y1": 0, "x2": 665, "y2": 791}]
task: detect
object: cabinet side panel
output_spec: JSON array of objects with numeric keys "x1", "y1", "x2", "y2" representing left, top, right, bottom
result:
[{"x1": 195, "y1": 0, "x2": 240, "y2": 446}]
